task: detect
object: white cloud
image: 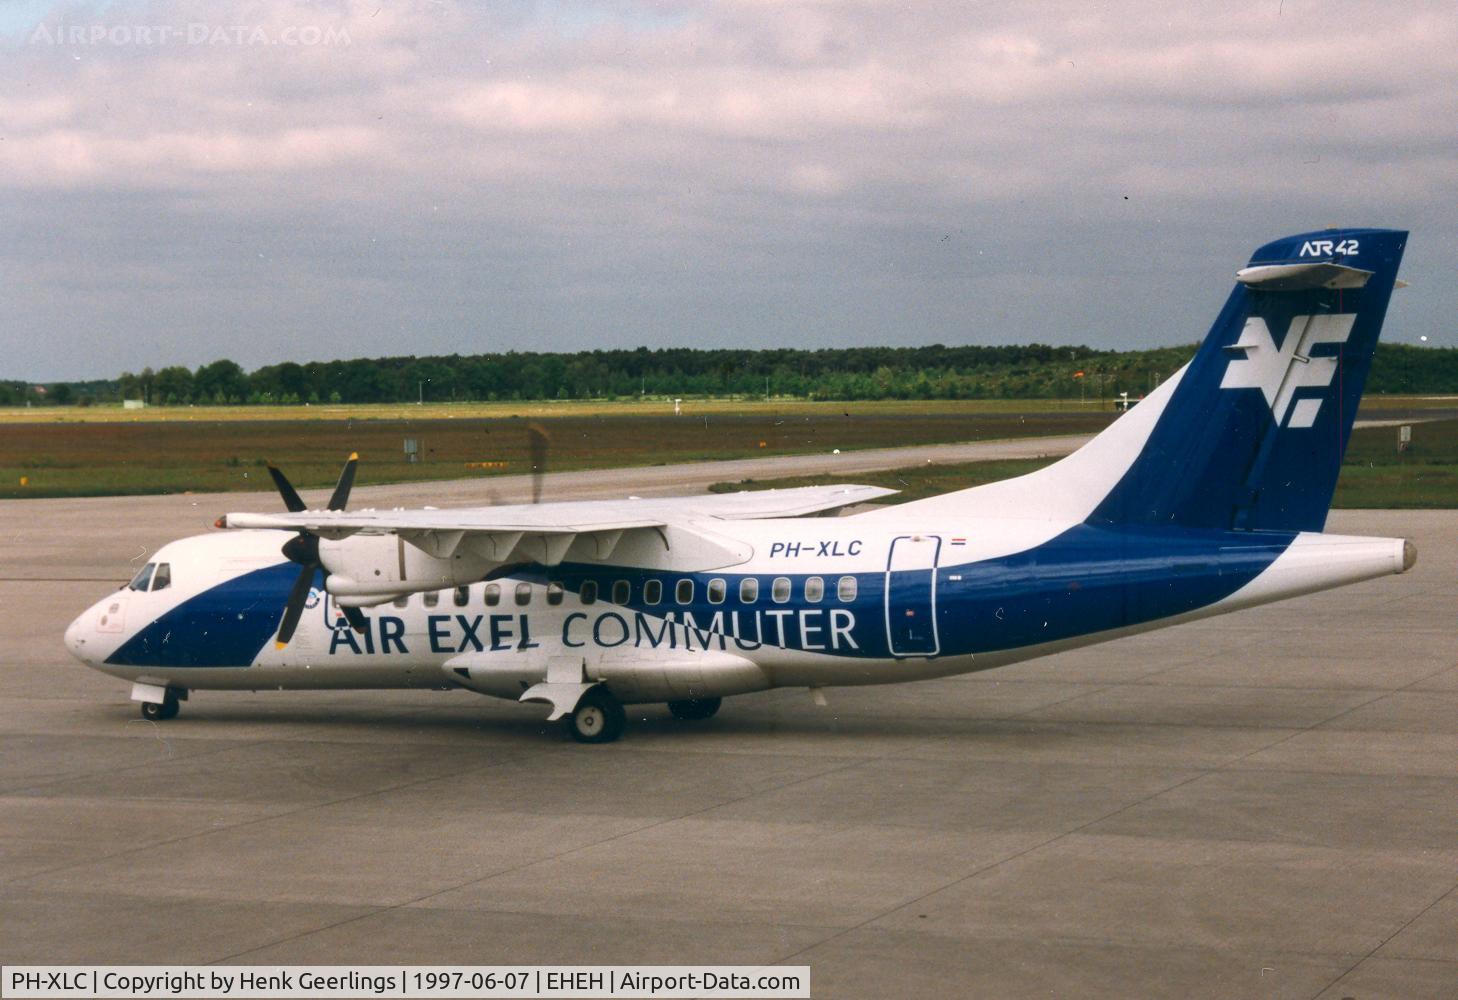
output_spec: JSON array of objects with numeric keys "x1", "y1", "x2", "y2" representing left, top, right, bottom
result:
[{"x1": 1, "y1": 0, "x2": 1456, "y2": 377}]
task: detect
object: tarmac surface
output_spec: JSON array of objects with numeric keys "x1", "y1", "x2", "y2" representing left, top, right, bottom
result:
[{"x1": 2, "y1": 457, "x2": 1457, "y2": 999}]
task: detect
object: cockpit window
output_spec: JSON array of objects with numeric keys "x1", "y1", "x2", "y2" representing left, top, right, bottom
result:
[
  {"x1": 128, "y1": 563, "x2": 155, "y2": 591},
  {"x1": 151, "y1": 563, "x2": 171, "y2": 591}
]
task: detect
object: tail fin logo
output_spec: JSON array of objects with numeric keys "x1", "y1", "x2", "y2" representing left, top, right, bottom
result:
[
  {"x1": 1300, "y1": 238, "x2": 1360, "y2": 257},
  {"x1": 1219, "y1": 314, "x2": 1355, "y2": 428}
]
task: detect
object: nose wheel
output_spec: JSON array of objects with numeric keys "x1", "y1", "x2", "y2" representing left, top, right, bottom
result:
[
  {"x1": 566, "y1": 688, "x2": 626, "y2": 744},
  {"x1": 139, "y1": 688, "x2": 183, "y2": 721}
]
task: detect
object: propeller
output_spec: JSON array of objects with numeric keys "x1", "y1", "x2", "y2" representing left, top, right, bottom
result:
[
  {"x1": 528, "y1": 423, "x2": 548, "y2": 504},
  {"x1": 269, "y1": 453, "x2": 367, "y2": 646}
]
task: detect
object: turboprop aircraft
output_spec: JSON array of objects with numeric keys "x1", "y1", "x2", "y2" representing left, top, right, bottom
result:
[{"x1": 65, "y1": 228, "x2": 1413, "y2": 743}]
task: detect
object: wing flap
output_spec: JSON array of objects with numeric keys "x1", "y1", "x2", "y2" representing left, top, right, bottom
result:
[{"x1": 676, "y1": 483, "x2": 897, "y2": 518}]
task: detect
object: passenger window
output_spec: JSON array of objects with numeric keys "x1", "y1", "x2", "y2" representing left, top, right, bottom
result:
[
  {"x1": 484, "y1": 583, "x2": 500, "y2": 607},
  {"x1": 643, "y1": 579, "x2": 662, "y2": 605},
  {"x1": 676, "y1": 579, "x2": 694, "y2": 604},
  {"x1": 423, "y1": 591, "x2": 440, "y2": 608},
  {"x1": 739, "y1": 578, "x2": 759, "y2": 603},
  {"x1": 837, "y1": 575, "x2": 858, "y2": 602},
  {"x1": 393, "y1": 594, "x2": 409, "y2": 608},
  {"x1": 515, "y1": 582, "x2": 532, "y2": 606},
  {"x1": 547, "y1": 582, "x2": 564, "y2": 606},
  {"x1": 612, "y1": 580, "x2": 631, "y2": 606},
  {"x1": 128, "y1": 563, "x2": 154, "y2": 592},
  {"x1": 151, "y1": 563, "x2": 172, "y2": 591},
  {"x1": 453, "y1": 585, "x2": 469, "y2": 607},
  {"x1": 580, "y1": 580, "x2": 598, "y2": 605},
  {"x1": 804, "y1": 576, "x2": 823, "y2": 603},
  {"x1": 772, "y1": 577, "x2": 791, "y2": 603},
  {"x1": 708, "y1": 578, "x2": 726, "y2": 604}
]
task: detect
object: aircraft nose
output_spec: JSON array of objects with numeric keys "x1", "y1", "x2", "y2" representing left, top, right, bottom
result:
[
  {"x1": 64, "y1": 606, "x2": 101, "y2": 670},
  {"x1": 63, "y1": 611, "x2": 90, "y2": 663}
]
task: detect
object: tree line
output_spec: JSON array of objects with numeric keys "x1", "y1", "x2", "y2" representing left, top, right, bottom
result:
[{"x1": 5, "y1": 341, "x2": 1456, "y2": 406}]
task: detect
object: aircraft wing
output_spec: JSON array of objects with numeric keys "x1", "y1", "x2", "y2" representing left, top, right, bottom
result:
[
  {"x1": 218, "y1": 484, "x2": 896, "y2": 564},
  {"x1": 220, "y1": 483, "x2": 894, "y2": 536},
  {"x1": 219, "y1": 507, "x2": 661, "y2": 538}
]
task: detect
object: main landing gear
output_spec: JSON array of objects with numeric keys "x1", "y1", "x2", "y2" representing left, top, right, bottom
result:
[
  {"x1": 555, "y1": 688, "x2": 724, "y2": 744},
  {"x1": 566, "y1": 688, "x2": 627, "y2": 744},
  {"x1": 667, "y1": 697, "x2": 722, "y2": 721},
  {"x1": 139, "y1": 687, "x2": 185, "y2": 721}
]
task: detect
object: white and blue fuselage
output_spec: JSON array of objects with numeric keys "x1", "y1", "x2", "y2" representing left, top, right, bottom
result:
[
  {"x1": 63, "y1": 228, "x2": 1418, "y2": 741},
  {"x1": 68, "y1": 516, "x2": 1410, "y2": 694}
]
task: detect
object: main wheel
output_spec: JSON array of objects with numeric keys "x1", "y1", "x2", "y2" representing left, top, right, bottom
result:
[
  {"x1": 140, "y1": 690, "x2": 180, "y2": 721},
  {"x1": 567, "y1": 688, "x2": 626, "y2": 744},
  {"x1": 667, "y1": 696, "x2": 722, "y2": 721}
]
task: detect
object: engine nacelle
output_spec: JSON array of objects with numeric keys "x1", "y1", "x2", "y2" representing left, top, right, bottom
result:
[
  {"x1": 319, "y1": 534, "x2": 497, "y2": 599},
  {"x1": 442, "y1": 647, "x2": 770, "y2": 705}
]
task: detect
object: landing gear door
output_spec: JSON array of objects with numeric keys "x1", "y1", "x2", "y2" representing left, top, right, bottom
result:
[{"x1": 885, "y1": 535, "x2": 941, "y2": 657}]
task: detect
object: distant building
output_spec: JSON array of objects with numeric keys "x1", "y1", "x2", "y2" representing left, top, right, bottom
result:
[{"x1": 123, "y1": 399, "x2": 146, "y2": 409}]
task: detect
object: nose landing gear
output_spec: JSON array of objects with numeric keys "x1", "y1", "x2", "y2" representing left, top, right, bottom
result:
[{"x1": 136, "y1": 686, "x2": 185, "y2": 721}]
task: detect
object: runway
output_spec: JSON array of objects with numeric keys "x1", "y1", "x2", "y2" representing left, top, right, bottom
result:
[{"x1": 2, "y1": 458, "x2": 1456, "y2": 997}]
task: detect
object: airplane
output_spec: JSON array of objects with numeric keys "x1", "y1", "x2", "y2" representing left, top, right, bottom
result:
[{"x1": 65, "y1": 227, "x2": 1412, "y2": 743}]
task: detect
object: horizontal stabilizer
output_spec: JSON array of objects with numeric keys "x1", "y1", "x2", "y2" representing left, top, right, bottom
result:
[{"x1": 1235, "y1": 261, "x2": 1373, "y2": 290}]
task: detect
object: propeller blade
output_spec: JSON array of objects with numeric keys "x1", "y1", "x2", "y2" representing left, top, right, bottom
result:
[
  {"x1": 276, "y1": 564, "x2": 316, "y2": 647},
  {"x1": 268, "y1": 464, "x2": 307, "y2": 513},
  {"x1": 327, "y1": 452, "x2": 358, "y2": 511},
  {"x1": 339, "y1": 604, "x2": 368, "y2": 633},
  {"x1": 527, "y1": 425, "x2": 548, "y2": 505}
]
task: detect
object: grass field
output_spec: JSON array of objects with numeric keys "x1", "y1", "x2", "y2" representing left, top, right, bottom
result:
[
  {"x1": 0, "y1": 397, "x2": 1132, "y2": 424},
  {"x1": 706, "y1": 418, "x2": 1458, "y2": 509},
  {"x1": 4, "y1": 398, "x2": 1457, "y2": 506},
  {"x1": 4, "y1": 393, "x2": 1456, "y2": 424},
  {"x1": 0, "y1": 407, "x2": 1117, "y2": 499}
]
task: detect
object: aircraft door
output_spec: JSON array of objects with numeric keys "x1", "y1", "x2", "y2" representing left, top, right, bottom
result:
[{"x1": 885, "y1": 535, "x2": 941, "y2": 657}]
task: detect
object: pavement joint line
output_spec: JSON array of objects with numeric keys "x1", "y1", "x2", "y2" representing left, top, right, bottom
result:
[
  {"x1": 0, "y1": 740, "x2": 558, "y2": 889},
  {"x1": 1121, "y1": 656, "x2": 1458, "y2": 993},
  {"x1": 773, "y1": 663, "x2": 1419, "y2": 969},
  {"x1": 0, "y1": 731, "x2": 300, "y2": 803},
  {"x1": 1310, "y1": 881, "x2": 1458, "y2": 997},
  {"x1": 1119, "y1": 680, "x2": 1419, "y2": 693},
  {"x1": 996, "y1": 683, "x2": 1120, "y2": 722},
  {"x1": 966, "y1": 676, "x2": 1419, "y2": 694},
  {"x1": 1306, "y1": 658, "x2": 1458, "y2": 731},
  {"x1": 212, "y1": 733, "x2": 936, "y2": 964}
]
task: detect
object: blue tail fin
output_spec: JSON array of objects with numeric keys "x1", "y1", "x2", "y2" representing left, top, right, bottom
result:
[
  {"x1": 863, "y1": 228, "x2": 1407, "y2": 532},
  {"x1": 1087, "y1": 228, "x2": 1407, "y2": 532}
]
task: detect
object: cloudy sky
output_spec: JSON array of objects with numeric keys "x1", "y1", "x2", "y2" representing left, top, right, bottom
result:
[{"x1": 2, "y1": 0, "x2": 1455, "y2": 380}]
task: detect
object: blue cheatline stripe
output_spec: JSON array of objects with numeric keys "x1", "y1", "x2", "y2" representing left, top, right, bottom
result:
[
  {"x1": 931, "y1": 523, "x2": 1293, "y2": 656},
  {"x1": 105, "y1": 526, "x2": 1296, "y2": 668},
  {"x1": 502, "y1": 525, "x2": 1294, "y2": 660},
  {"x1": 106, "y1": 562, "x2": 303, "y2": 668}
]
